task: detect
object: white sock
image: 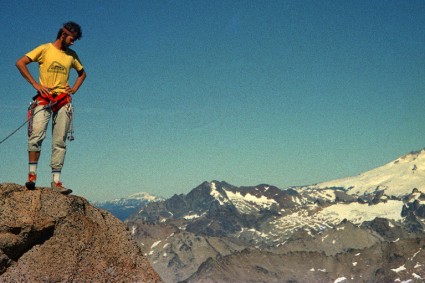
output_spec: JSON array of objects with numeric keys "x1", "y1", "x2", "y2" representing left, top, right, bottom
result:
[
  {"x1": 29, "y1": 162, "x2": 38, "y2": 173},
  {"x1": 52, "y1": 171, "x2": 61, "y2": 183}
]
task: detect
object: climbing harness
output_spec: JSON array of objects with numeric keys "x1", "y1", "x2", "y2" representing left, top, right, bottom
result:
[
  {"x1": 34, "y1": 92, "x2": 72, "y2": 112},
  {"x1": 0, "y1": 93, "x2": 75, "y2": 145}
]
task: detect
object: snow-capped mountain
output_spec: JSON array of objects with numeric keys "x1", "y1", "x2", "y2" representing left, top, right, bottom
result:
[
  {"x1": 92, "y1": 192, "x2": 163, "y2": 221},
  {"x1": 305, "y1": 148, "x2": 425, "y2": 197},
  {"x1": 125, "y1": 149, "x2": 425, "y2": 283}
]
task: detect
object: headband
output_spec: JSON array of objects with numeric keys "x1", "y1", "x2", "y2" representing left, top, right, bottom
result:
[{"x1": 62, "y1": 27, "x2": 78, "y2": 38}]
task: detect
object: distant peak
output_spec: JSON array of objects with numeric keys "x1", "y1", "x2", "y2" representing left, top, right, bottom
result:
[
  {"x1": 307, "y1": 148, "x2": 425, "y2": 197},
  {"x1": 128, "y1": 192, "x2": 162, "y2": 201}
]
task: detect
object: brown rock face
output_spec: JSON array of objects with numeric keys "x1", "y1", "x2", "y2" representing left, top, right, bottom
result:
[{"x1": 0, "y1": 183, "x2": 162, "y2": 283}]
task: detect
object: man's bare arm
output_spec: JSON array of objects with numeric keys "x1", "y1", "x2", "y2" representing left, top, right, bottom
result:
[
  {"x1": 66, "y1": 68, "x2": 86, "y2": 94},
  {"x1": 15, "y1": 56, "x2": 50, "y2": 96}
]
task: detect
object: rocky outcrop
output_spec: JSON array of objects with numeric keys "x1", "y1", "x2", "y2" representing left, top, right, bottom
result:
[{"x1": 0, "y1": 183, "x2": 162, "y2": 283}]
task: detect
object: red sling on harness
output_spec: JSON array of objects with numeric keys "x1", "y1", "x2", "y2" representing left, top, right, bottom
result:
[{"x1": 34, "y1": 92, "x2": 72, "y2": 112}]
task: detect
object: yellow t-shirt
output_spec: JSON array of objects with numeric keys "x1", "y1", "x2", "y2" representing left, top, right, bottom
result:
[{"x1": 26, "y1": 43, "x2": 84, "y2": 94}]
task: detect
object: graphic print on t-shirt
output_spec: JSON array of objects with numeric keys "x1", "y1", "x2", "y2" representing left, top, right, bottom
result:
[{"x1": 48, "y1": 61, "x2": 67, "y2": 75}]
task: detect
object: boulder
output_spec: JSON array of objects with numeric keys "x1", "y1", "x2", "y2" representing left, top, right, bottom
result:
[{"x1": 0, "y1": 183, "x2": 162, "y2": 282}]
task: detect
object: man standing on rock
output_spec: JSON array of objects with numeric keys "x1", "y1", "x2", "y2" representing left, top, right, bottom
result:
[{"x1": 15, "y1": 21, "x2": 86, "y2": 194}]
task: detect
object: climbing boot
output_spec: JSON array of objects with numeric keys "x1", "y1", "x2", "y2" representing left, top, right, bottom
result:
[
  {"x1": 51, "y1": 181, "x2": 72, "y2": 195},
  {"x1": 25, "y1": 172, "x2": 37, "y2": 190}
]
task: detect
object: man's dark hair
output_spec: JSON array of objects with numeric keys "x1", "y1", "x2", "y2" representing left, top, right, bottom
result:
[{"x1": 56, "y1": 21, "x2": 82, "y2": 40}]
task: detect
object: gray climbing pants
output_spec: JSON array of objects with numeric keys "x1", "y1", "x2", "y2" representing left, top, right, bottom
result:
[{"x1": 28, "y1": 103, "x2": 72, "y2": 171}]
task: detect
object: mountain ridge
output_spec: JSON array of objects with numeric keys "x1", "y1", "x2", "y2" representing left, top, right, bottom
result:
[{"x1": 126, "y1": 148, "x2": 425, "y2": 283}]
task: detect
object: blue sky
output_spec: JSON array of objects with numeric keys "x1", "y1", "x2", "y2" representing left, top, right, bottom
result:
[{"x1": 1, "y1": 1, "x2": 424, "y2": 201}]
